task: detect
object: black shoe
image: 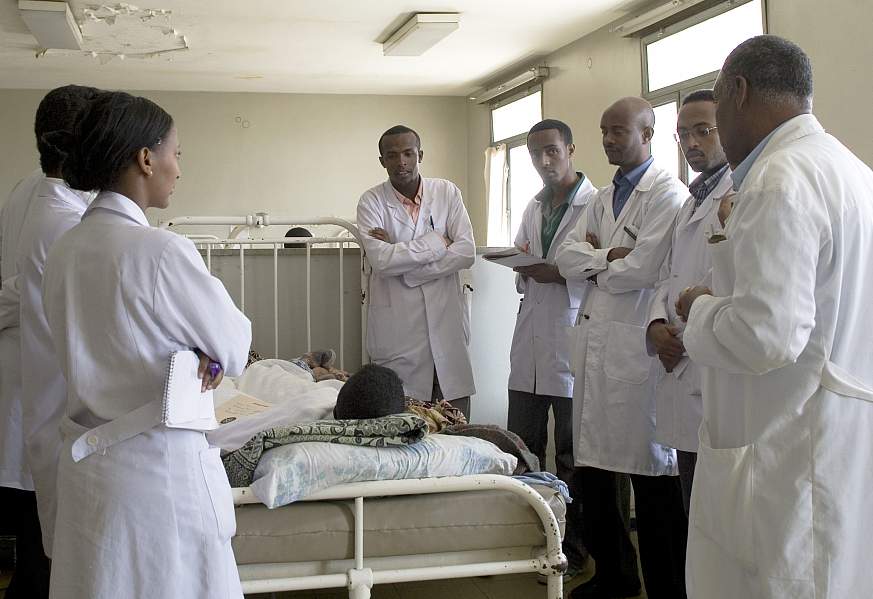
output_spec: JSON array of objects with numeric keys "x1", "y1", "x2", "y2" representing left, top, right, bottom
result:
[{"x1": 569, "y1": 576, "x2": 641, "y2": 599}]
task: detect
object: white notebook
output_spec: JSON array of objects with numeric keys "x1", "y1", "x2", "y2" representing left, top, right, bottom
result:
[{"x1": 162, "y1": 350, "x2": 219, "y2": 431}]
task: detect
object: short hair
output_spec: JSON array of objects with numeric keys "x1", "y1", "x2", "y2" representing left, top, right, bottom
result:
[
  {"x1": 378, "y1": 125, "x2": 421, "y2": 155},
  {"x1": 528, "y1": 119, "x2": 573, "y2": 145},
  {"x1": 333, "y1": 364, "x2": 406, "y2": 420},
  {"x1": 34, "y1": 85, "x2": 100, "y2": 174},
  {"x1": 50, "y1": 91, "x2": 174, "y2": 191},
  {"x1": 682, "y1": 89, "x2": 715, "y2": 106},
  {"x1": 283, "y1": 227, "x2": 312, "y2": 249},
  {"x1": 719, "y1": 35, "x2": 813, "y2": 106}
]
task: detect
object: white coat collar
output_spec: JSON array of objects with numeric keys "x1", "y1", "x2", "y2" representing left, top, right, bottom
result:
[
  {"x1": 381, "y1": 179, "x2": 418, "y2": 231},
  {"x1": 685, "y1": 167, "x2": 733, "y2": 227},
  {"x1": 38, "y1": 177, "x2": 93, "y2": 211},
  {"x1": 83, "y1": 192, "x2": 150, "y2": 227},
  {"x1": 633, "y1": 159, "x2": 660, "y2": 192}
]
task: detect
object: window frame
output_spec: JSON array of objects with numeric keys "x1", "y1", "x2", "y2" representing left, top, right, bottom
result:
[
  {"x1": 487, "y1": 86, "x2": 544, "y2": 245},
  {"x1": 640, "y1": 0, "x2": 768, "y2": 97}
]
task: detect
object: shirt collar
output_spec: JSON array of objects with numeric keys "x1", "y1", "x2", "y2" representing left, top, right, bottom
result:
[
  {"x1": 391, "y1": 177, "x2": 423, "y2": 206},
  {"x1": 83, "y1": 191, "x2": 151, "y2": 227},
  {"x1": 730, "y1": 120, "x2": 792, "y2": 191},
  {"x1": 689, "y1": 163, "x2": 730, "y2": 200},
  {"x1": 535, "y1": 172, "x2": 587, "y2": 209},
  {"x1": 612, "y1": 156, "x2": 654, "y2": 189}
]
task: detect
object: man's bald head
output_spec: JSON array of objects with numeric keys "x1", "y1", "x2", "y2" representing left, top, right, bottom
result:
[{"x1": 600, "y1": 96, "x2": 655, "y2": 170}]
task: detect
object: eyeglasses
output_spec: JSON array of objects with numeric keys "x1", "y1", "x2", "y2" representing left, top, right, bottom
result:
[{"x1": 674, "y1": 125, "x2": 718, "y2": 143}]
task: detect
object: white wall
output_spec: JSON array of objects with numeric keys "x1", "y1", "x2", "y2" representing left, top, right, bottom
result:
[
  {"x1": 465, "y1": 0, "x2": 873, "y2": 236},
  {"x1": 0, "y1": 90, "x2": 470, "y2": 225}
]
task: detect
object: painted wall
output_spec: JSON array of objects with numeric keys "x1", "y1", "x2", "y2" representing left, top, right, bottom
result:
[
  {"x1": 0, "y1": 90, "x2": 470, "y2": 226},
  {"x1": 465, "y1": 0, "x2": 873, "y2": 237}
]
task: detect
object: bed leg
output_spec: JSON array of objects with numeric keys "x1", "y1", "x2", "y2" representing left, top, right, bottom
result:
[
  {"x1": 347, "y1": 567, "x2": 373, "y2": 599},
  {"x1": 536, "y1": 547, "x2": 566, "y2": 598},
  {"x1": 546, "y1": 573, "x2": 563, "y2": 598}
]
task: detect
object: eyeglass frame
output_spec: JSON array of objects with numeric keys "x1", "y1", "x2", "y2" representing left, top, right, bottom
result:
[{"x1": 673, "y1": 125, "x2": 718, "y2": 144}]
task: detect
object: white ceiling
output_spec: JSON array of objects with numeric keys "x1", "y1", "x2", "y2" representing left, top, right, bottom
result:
[{"x1": 0, "y1": 0, "x2": 635, "y2": 95}]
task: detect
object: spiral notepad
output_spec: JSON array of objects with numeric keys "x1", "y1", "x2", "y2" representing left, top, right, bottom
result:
[{"x1": 162, "y1": 350, "x2": 219, "y2": 430}]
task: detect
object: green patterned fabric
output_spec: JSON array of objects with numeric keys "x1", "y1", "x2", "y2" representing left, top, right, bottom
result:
[{"x1": 223, "y1": 413, "x2": 428, "y2": 488}]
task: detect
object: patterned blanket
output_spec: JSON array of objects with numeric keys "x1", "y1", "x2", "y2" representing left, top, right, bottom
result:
[
  {"x1": 223, "y1": 413, "x2": 428, "y2": 487},
  {"x1": 442, "y1": 423, "x2": 540, "y2": 475}
]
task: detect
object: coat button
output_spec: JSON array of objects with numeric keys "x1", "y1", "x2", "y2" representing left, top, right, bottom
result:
[{"x1": 87, "y1": 435, "x2": 99, "y2": 447}]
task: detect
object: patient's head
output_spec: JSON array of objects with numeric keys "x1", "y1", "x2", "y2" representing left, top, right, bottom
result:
[{"x1": 333, "y1": 364, "x2": 405, "y2": 420}]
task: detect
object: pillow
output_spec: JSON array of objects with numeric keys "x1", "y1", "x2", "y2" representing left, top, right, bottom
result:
[{"x1": 249, "y1": 434, "x2": 518, "y2": 508}]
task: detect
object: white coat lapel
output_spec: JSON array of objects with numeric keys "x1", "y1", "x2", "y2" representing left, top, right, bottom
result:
[
  {"x1": 382, "y1": 182, "x2": 416, "y2": 233},
  {"x1": 530, "y1": 201, "x2": 544, "y2": 258},
  {"x1": 685, "y1": 169, "x2": 732, "y2": 228}
]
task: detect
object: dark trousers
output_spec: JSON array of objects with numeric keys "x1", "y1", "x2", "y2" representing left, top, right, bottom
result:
[
  {"x1": 576, "y1": 466, "x2": 688, "y2": 599},
  {"x1": 0, "y1": 487, "x2": 50, "y2": 599},
  {"x1": 432, "y1": 369, "x2": 471, "y2": 419},
  {"x1": 677, "y1": 450, "x2": 697, "y2": 516},
  {"x1": 507, "y1": 390, "x2": 588, "y2": 568}
]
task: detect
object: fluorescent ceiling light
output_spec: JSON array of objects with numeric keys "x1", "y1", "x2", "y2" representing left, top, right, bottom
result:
[
  {"x1": 469, "y1": 67, "x2": 550, "y2": 104},
  {"x1": 383, "y1": 13, "x2": 460, "y2": 56},
  {"x1": 612, "y1": 0, "x2": 707, "y2": 36},
  {"x1": 19, "y1": 0, "x2": 83, "y2": 50}
]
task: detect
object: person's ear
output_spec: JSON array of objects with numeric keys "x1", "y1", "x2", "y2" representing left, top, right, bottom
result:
[
  {"x1": 567, "y1": 143, "x2": 575, "y2": 159},
  {"x1": 136, "y1": 147, "x2": 153, "y2": 177},
  {"x1": 641, "y1": 126, "x2": 654, "y2": 145},
  {"x1": 418, "y1": 149, "x2": 424, "y2": 163}
]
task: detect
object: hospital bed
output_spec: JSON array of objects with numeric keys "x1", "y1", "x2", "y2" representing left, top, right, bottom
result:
[{"x1": 160, "y1": 214, "x2": 567, "y2": 598}]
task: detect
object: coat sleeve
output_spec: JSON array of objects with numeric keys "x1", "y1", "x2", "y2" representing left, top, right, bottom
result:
[
  {"x1": 555, "y1": 198, "x2": 608, "y2": 281},
  {"x1": 596, "y1": 180, "x2": 684, "y2": 294},
  {"x1": 0, "y1": 275, "x2": 20, "y2": 331},
  {"x1": 402, "y1": 188, "x2": 475, "y2": 287},
  {"x1": 357, "y1": 193, "x2": 448, "y2": 277},
  {"x1": 684, "y1": 181, "x2": 823, "y2": 375},
  {"x1": 153, "y1": 235, "x2": 252, "y2": 377}
]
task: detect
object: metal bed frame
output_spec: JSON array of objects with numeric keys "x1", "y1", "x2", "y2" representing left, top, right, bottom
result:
[{"x1": 160, "y1": 213, "x2": 566, "y2": 598}]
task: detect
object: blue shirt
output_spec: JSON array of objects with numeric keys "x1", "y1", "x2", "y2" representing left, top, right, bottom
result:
[
  {"x1": 730, "y1": 119, "x2": 793, "y2": 191},
  {"x1": 612, "y1": 156, "x2": 654, "y2": 218}
]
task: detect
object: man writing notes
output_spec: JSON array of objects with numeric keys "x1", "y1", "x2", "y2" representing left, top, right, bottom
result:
[
  {"x1": 357, "y1": 125, "x2": 475, "y2": 416},
  {"x1": 556, "y1": 97, "x2": 687, "y2": 599},
  {"x1": 507, "y1": 119, "x2": 596, "y2": 581},
  {"x1": 677, "y1": 35, "x2": 873, "y2": 599},
  {"x1": 647, "y1": 89, "x2": 732, "y2": 516}
]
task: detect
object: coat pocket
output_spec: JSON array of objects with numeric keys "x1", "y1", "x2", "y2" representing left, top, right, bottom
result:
[
  {"x1": 200, "y1": 447, "x2": 237, "y2": 542},
  {"x1": 690, "y1": 427, "x2": 756, "y2": 571},
  {"x1": 603, "y1": 321, "x2": 652, "y2": 385}
]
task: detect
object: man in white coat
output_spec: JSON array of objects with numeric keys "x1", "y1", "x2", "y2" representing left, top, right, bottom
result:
[
  {"x1": 16, "y1": 85, "x2": 100, "y2": 559},
  {"x1": 646, "y1": 89, "x2": 732, "y2": 517},
  {"x1": 508, "y1": 118, "x2": 597, "y2": 579},
  {"x1": 556, "y1": 97, "x2": 687, "y2": 599},
  {"x1": 357, "y1": 125, "x2": 475, "y2": 415},
  {"x1": 0, "y1": 86, "x2": 97, "y2": 596},
  {"x1": 676, "y1": 35, "x2": 873, "y2": 599}
]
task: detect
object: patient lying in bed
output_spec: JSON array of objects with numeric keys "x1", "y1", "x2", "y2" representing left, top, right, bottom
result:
[{"x1": 333, "y1": 363, "x2": 405, "y2": 419}]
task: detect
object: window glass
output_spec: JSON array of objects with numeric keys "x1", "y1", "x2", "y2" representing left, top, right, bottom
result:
[
  {"x1": 651, "y1": 101, "x2": 680, "y2": 181},
  {"x1": 645, "y1": 0, "x2": 763, "y2": 92},
  {"x1": 492, "y1": 91, "x2": 542, "y2": 143},
  {"x1": 508, "y1": 144, "x2": 543, "y2": 244}
]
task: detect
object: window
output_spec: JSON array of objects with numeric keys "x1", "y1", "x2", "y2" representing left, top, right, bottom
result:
[
  {"x1": 485, "y1": 89, "x2": 543, "y2": 246},
  {"x1": 642, "y1": 0, "x2": 765, "y2": 182}
]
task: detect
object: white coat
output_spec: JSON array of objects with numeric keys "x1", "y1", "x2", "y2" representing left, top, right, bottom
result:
[
  {"x1": 16, "y1": 177, "x2": 91, "y2": 553},
  {"x1": 647, "y1": 168, "x2": 732, "y2": 452},
  {"x1": 0, "y1": 169, "x2": 42, "y2": 490},
  {"x1": 509, "y1": 175, "x2": 597, "y2": 398},
  {"x1": 556, "y1": 163, "x2": 685, "y2": 475},
  {"x1": 43, "y1": 192, "x2": 251, "y2": 599},
  {"x1": 357, "y1": 177, "x2": 476, "y2": 402},
  {"x1": 683, "y1": 114, "x2": 873, "y2": 599}
]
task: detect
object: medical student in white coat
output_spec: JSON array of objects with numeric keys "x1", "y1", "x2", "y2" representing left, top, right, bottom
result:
[
  {"x1": 556, "y1": 97, "x2": 687, "y2": 599},
  {"x1": 646, "y1": 89, "x2": 733, "y2": 517},
  {"x1": 357, "y1": 125, "x2": 475, "y2": 415},
  {"x1": 11, "y1": 86, "x2": 101, "y2": 572},
  {"x1": 676, "y1": 36, "x2": 873, "y2": 599},
  {"x1": 507, "y1": 119, "x2": 596, "y2": 578},
  {"x1": 41, "y1": 91, "x2": 251, "y2": 599}
]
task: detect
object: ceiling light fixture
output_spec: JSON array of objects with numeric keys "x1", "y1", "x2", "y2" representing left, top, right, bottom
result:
[
  {"x1": 19, "y1": 0, "x2": 83, "y2": 50},
  {"x1": 382, "y1": 13, "x2": 460, "y2": 57},
  {"x1": 611, "y1": 0, "x2": 707, "y2": 36},
  {"x1": 469, "y1": 67, "x2": 550, "y2": 104}
]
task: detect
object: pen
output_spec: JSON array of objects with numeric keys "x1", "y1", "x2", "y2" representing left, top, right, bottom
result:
[
  {"x1": 429, "y1": 215, "x2": 435, "y2": 230},
  {"x1": 623, "y1": 226, "x2": 638, "y2": 241},
  {"x1": 208, "y1": 361, "x2": 222, "y2": 379}
]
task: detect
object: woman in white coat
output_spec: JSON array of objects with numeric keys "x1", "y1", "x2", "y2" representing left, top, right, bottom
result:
[
  {"x1": 41, "y1": 91, "x2": 251, "y2": 599},
  {"x1": 357, "y1": 126, "x2": 475, "y2": 410}
]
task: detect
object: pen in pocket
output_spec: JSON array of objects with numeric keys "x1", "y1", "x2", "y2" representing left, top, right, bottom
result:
[{"x1": 623, "y1": 225, "x2": 638, "y2": 240}]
